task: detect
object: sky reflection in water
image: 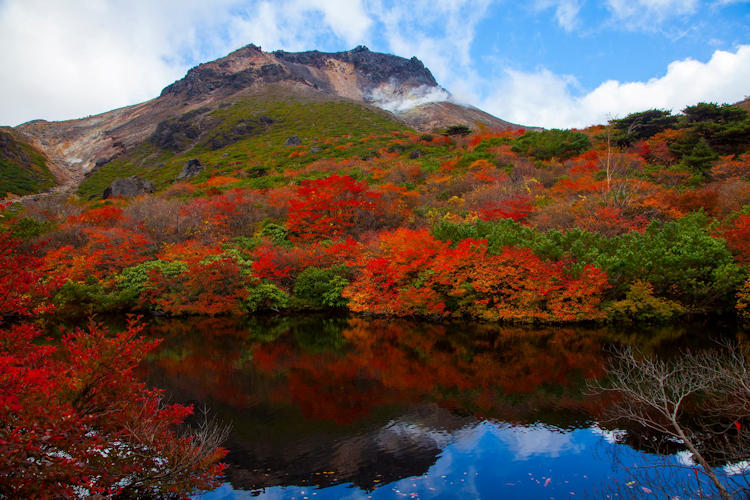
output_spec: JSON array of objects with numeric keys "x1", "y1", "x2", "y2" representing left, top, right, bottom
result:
[{"x1": 139, "y1": 315, "x2": 741, "y2": 499}]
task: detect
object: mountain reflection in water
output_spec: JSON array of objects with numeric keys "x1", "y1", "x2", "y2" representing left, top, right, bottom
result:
[{"x1": 140, "y1": 315, "x2": 743, "y2": 498}]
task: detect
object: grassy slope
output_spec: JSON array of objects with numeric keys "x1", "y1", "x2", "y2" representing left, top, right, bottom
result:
[
  {"x1": 0, "y1": 129, "x2": 55, "y2": 196},
  {"x1": 78, "y1": 97, "x2": 412, "y2": 198}
]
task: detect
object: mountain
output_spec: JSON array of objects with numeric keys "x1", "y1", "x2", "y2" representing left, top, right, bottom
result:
[{"x1": 9, "y1": 45, "x2": 526, "y2": 197}]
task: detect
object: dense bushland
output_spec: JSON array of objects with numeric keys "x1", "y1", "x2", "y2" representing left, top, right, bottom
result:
[{"x1": 4, "y1": 100, "x2": 750, "y2": 324}]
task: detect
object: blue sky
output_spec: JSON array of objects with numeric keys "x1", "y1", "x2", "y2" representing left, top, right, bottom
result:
[{"x1": 1, "y1": 0, "x2": 749, "y2": 128}]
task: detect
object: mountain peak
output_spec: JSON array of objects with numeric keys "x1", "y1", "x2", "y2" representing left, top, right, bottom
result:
[{"x1": 160, "y1": 44, "x2": 439, "y2": 103}]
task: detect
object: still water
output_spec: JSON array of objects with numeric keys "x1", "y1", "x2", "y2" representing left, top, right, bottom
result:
[{"x1": 140, "y1": 315, "x2": 747, "y2": 499}]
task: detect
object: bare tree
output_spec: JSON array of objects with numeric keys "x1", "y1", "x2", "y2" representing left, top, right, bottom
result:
[{"x1": 589, "y1": 344, "x2": 750, "y2": 500}]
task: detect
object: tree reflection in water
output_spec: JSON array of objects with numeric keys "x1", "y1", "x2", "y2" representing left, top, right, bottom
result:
[{"x1": 140, "y1": 315, "x2": 747, "y2": 497}]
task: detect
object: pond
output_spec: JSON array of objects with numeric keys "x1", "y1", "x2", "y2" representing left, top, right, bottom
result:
[{"x1": 139, "y1": 315, "x2": 747, "y2": 499}]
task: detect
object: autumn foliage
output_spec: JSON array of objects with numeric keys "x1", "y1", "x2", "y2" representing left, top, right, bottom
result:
[
  {"x1": 7, "y1": 98, "x2": 750, "y2": 326},
  {"x1": 343, "y1": 229, "x2": 609, "y2": 322},
  {"x1": 286, "y1": 174, "x2": 380, "y2": 241},
  {"x1": 0, "y1": 228, "x2": 226, "y2": 497}
]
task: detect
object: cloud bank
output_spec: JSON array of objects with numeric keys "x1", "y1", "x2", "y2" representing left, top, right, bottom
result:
[{"x1": 482, "y1": 45, "x2": 750, "y2": 128}]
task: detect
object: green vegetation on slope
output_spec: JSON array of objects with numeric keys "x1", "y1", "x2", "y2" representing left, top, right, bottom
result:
[
  {"x1": 0, "y1": 129, "x2": 55, "y2": 196},
  {"x1": 78, "y1": 98, "x2": 409, "y2": 198}
]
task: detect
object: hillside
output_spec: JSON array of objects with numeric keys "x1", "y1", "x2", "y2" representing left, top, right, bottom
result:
[
  {"x1": 3, "y1": 93, "x2": 749, "y2": 325},
  {"x1": 9, "y1": 45, "x2": 524, "y2": 198},
  {"x1": 0, "y1": 127, "x2": 55, "y2": 197}
]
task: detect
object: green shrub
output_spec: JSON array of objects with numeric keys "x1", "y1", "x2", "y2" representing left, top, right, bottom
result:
[
  {"x1": 605, "y1": 281, "x2": 686, "y2": 323},
  {"x1": 53, "y1": 277, "x2": 131, "y2": 316},
  {"x1": 443, "y1": 125, "x2": 472, "y2": 136},
  {"x1": 9, "y1": 217, "x2": 57, "y2": 240},
  {"x1": 260, "y1": 222, "x2": 289, "y2": 246},
  {"x1": 293, "y1": 266, "x2": 350, "y2": 308},
  {"x1": 594, "y1": 213, "x2": 745, "y2": 308},
  {"x1": 609, "y1": 109, "x2": 678, "y2": 145},
  {"x1": 511, "y1": 129, "x2": 591, "y2": 161},
  {"x1": 116, "y1": 260, "x2": 188, "y2": 304},
  {"x1": 243, "y1": 283, "x2": 290, "y2": 312}
]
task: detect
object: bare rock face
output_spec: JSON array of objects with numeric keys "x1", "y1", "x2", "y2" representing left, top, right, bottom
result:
[
  {"x1": 177, "y1": 158, "x2": 204, "y2": 180},
  {"x1": 273, "y1": 45, "x2": 438, "y2": 87},
  {"x1": 102, "y1": 176, "x2": 154, "y2": 199},
  {"x1": 159, "y1": 44, "x2": 439, "y2": 102}
]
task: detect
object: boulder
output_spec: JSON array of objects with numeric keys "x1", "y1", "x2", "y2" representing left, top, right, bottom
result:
[
  {"x1": 102, "y1": 176, "x2": 155, "y2": 199},
  {"x1": 177, "y1": 158, "x2": 204, "y2": 180},
  {"x1": 285, "y1": 135, "x2": 302, "y2": 146}
]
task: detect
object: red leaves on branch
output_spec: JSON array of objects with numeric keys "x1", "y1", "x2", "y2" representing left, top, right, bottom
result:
[
  {"x1": 720, "y1": 214, "x2": 750, "y2": 264},
  {"x1": 0, "y1": 230, "x2": 226, "y2": 496},
  {"x1": 0, "y1": 319, "x2": 226, "y2": 497},
  {"x1": 479, "y1": 195, "x2": 534, "y2": 222},
  {"x1": 0, "y1": 231, "x2": 56, "y2": 317},
  {"x1": 143, "y1": 255, "x2": 249, "y2": 316},
  {"x1": 68, "y1": 205, "x2": 126, "y2": 226},
  {"x1": 286, "y1": 174, "x2": 381, "y2": 241},
  {"x1": 44, "y1": 227, "x2": 152, "y2": 282}
]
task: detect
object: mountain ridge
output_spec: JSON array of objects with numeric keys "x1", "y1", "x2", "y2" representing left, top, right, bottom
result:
[{"x1": 9, "y1": 44, "x2": 525, "y2": 196}]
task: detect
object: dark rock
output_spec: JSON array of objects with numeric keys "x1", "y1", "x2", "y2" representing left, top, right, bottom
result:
[
  {"x1": 177, "y1": 158, "x2": 204, "y2": 180},
  {"x1": 274, "y1": 46, "x2": 437, "y2": 88},
  {"x1": 285, "y1": 135, "x2": 302, "y2": 146},
  {"x1": 102, "y1": 176, "x2": 155, "y2": 199},
  {"x1": 408, "y1": 149, "x2": 423, "y2": 159},
  {"x1": 150, "y1": 108, "x2": 210, "y2": 151},
  {"x1": 204, "y1": 116, "x2": 273, "y2": 150}
]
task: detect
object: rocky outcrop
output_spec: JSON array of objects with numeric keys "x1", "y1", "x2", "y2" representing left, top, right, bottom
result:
[
  {"x1": 160, "y1": 44, "x2": 438, "y2": 101},
  {"x1": 102, "y1": 176, "x2": 154, "y2": 199},
  {"x1": 273, "y1": 45, "x2": 438, "y2": 87},
  {"x1": 177, "y1": 159, "x2": 204, "y2": 180},
  {"x1": 284, "y1": 135, "x2": 302, "y2": 146}
]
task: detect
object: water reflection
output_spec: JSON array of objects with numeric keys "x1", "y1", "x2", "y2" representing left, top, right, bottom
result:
[{"x1": 139, "y1": 315, "x2": 741, "y2": 498}]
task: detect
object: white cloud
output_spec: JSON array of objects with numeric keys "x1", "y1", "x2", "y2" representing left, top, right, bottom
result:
[
  {"x1": 366, "y1": 0, "x2": 493, "y2": 111},
  {"x1": 221, "y1": 0, "x2": 372, "y2": 53},
  {"x1": 494, "y1": 424, "x2": 583, "y2": 461},
  {"x1": 605, "y1": 0, "x2": 699, "y2": 28},
  {"x1": 479, "y1": 45, "x2": 750, "y2": 128},
  {"x1": 535, "y1": 0, "x2": 584, "y2": 31},
  {"x1": 0, "y1": 1, "x2": 187, "y2": 125},
  {"x1": 0, "y1": 0, "x2": 374, "y2": 126},
  {"x1": 724, "y1": 460, "x2": 749, "y2": 476},
  {"x1": 367, "y1": 84, "x2": 451, "y2": 113}
]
